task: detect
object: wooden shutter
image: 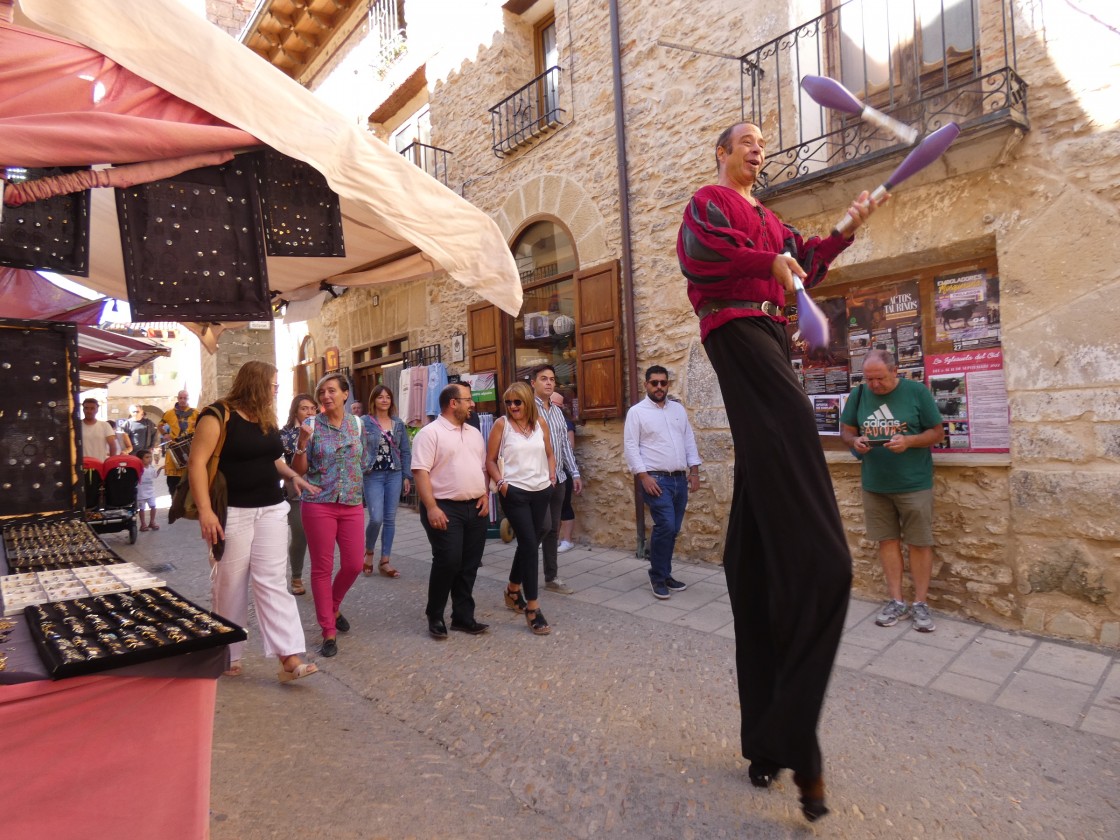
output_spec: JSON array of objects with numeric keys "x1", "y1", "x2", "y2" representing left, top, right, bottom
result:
[
  {"x1": 574, "y1": 260, "x2": 622, "y2": 419},
  {"x1": 467, "y1": 301, "x2": 507, "y2": 409}
]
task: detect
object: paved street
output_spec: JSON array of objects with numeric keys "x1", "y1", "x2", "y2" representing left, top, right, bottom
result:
[{"x1": 112, "y1": 492, "x2": 1120, "y2": 839}]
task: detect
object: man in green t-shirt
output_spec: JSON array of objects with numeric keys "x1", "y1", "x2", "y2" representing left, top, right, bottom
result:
[{"x1": 840, "y1": 350, "x2": 944, "y2": 632}]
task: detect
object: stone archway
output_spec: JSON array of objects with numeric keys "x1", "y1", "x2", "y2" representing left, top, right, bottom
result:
[{"x1": 494, "y1": 174, "x2": 609, "y2": 262}]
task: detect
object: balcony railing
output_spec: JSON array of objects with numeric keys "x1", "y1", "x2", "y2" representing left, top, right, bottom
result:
[
  {"x1": 369, "y1": 0, "x2": 406, "y2": 77},
  {"x1": 489, "y1": 66, "x2": 564, "y2": 157},
  {"x1": 399, "y1": 141, "x2": 452, "y2": 186},
  {"x1": 741, "y1": 0, "x2": 1027, "y2": 197}
]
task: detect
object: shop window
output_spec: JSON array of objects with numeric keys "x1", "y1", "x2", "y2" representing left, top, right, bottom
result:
[
  {"x1": 795, "y1": 255, "x2": 1007, "y2": 454},
  {"x1": 468, "y1": 218, "x2": 621, "y2": 420}
]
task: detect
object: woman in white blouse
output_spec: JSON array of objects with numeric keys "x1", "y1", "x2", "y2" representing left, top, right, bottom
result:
[{"x1": 486, "y1": 380, "x2": 556, "y2": 634}]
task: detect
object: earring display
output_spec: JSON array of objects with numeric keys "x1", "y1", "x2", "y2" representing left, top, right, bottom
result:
[
  {"x1": 26, "y1": 587, "x2": 247, "y2": 680},
  {"x1": 1, "y1": 562, "x2": 167, "y2": 616}
]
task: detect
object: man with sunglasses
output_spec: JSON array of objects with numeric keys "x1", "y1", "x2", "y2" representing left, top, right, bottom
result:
[{"x1": 623, "y1": 365, "x2": 701, "y2": 600}]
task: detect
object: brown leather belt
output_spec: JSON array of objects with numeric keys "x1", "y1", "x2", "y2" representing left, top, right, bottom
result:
[{"x1": 697, "y1": 298, "x2": 784, "y2": 319}]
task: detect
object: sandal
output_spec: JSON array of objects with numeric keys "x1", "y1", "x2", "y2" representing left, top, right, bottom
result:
[
  {"x1": 526, "y1": 607, "x2": 551, "y2": 635},
  {"x1": 290, "y1": 578, "x2": 306, "y2": 596},
  {"x1": 278, "y1": 662, "x2": 319, "y2": 683},
  {"x1": 223, "y1": 661, "x2": 243, "y2": 677},
  {"x1": 150, "y1": 524, "x2": 160, "y2": 530},
  {"x1": 139, "y1": 526, "x2": 150, "y2": 532},
  {"x1": 378, "y1": 558, "x2": 401, "y2": 578},
  {"x1": 504, "y1": 586, "x2": 527, "y2": 613},
  {"x1": 362, "y1": 552, "x2": 375, "y2": 577}
]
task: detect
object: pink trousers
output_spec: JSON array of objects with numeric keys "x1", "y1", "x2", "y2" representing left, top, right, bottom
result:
[{"x1": 301, "y1": 500, "x2": 365, "y2": 638}]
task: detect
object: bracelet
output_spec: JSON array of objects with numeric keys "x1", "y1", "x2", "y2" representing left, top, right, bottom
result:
[{"x1": 294, "y1": 447, "x2": 306, "y2": 455}]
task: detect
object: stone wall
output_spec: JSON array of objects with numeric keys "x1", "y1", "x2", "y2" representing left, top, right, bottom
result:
[{"x1": 300, "y1": 0, "x2": 1119, "y2": 645}]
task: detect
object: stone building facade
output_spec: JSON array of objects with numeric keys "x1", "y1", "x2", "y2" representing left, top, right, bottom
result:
[{"x1": 246, "y1": 0, "x2": 1119, "y2": 646}]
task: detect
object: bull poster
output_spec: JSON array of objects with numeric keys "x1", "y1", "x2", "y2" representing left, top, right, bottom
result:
[
  {"x1": 846, "y1": 279, "x2": 922, "y2": 387},
  {"x1": 934, "y1": 271, "x2": 1002, "y2": 349},
  {"x1": 926, "y1": 348, "x2": 1009, "y2": 453}
]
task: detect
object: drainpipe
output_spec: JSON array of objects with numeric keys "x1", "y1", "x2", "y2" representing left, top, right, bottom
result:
[{"x1": 608, "y1": 0, "x2": 644, "y2": 558}]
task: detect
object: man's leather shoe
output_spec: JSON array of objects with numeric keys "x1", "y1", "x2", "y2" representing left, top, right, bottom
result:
[
  {"x1": 428, "y1": 618, "x2": 449, "y2": 640},
  {"x1": 335, "y1": 613, "x2": 351, "y2": 633},
  {"x1": 450, "y1": 619, "x2": 490, "y2": 635},
  {"x1": 319, "y1": 637, "x2": 338, "y2": 657}
]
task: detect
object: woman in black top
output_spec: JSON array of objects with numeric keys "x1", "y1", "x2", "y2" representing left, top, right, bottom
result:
[{"x1": 189, "y1": 361, "x2": 320, "y2": 682}]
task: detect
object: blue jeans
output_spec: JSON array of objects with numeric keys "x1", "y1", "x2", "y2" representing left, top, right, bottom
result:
[
  {"x1": 643, "y1": 474, "x2": 688, "y2": 584},
  {"x1": 364, "y1": 469, "x2": 403, "y2": 556}
]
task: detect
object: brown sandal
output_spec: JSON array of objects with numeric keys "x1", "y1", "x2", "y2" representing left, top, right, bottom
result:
[
  {"x1": 362, "y1": 552, "x2": 375, "y2": 577},
  {"x1": 290, "y1": 578, "x2": 306, "y2": 596},
  {"x1": 378, "y1": 558, "x2": 401, "y2": 578}
]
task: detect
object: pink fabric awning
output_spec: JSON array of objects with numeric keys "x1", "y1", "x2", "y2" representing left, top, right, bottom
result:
[
  {"x1": 0, "y1": 22, "x2": 259, "y2": 167},
  {"x1": 0, "y1": 266, "x2": 105, "y2": 323}
]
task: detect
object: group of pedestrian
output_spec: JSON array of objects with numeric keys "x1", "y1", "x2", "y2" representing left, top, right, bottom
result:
[{"x1": 145, "y1": 118, "x2": 942, "y2": 824}]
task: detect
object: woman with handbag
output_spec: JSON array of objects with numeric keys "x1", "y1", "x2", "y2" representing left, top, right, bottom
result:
[
  {"x1": 360, "y1": 384, "x2": 412, "y2": 578},
  {"x1": 292, "y1": 373, "x2": 367, "y2": 658},
  {"x1": 281, "y1": 394, "x2": 318, "y2": 595},
  {"x1": 486, "y1": 380, "x2": 556, "y2": 635},
  {"x1": 190, "y1": 361, "x2": 319, "y2": 682}
]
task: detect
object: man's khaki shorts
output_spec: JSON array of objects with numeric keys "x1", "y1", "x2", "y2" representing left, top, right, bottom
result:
[{"x1": 862, "y1": 488, "x2": 934, "y2": 546}]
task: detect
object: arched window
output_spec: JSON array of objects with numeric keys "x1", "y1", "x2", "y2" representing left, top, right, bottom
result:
[{"x1": 512, "y1": 220, "x2": 577, "y2": 284}]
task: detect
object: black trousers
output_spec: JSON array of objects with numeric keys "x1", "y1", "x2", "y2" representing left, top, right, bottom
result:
[
  {"x1": 421, "y1": 498, "x2": 488, "y2": 624},
  {"x1": 704, "y1": 316, "x2": 852, "y2": 780},
  {"x1": 500, "y1": 484, "x2": 552, "y2": 601}
]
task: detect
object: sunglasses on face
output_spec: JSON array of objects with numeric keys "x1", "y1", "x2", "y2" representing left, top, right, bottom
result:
[
  {"x1": 647, "y1": 379, "x2": 668, "y2": 387},
  {"x1": 504, "y1": 399, "x2": 523, "y2": 407}
]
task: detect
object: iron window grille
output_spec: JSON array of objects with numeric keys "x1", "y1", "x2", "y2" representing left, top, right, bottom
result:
[
  {"x1": 489, "y1": 66, "x2": 564, "y2": 157},
  {"x1": 369, "y1": 0, "x2": 406, "y2": 77},
  {"x1": 399, "y1": 141, "x2": 452, "y2": 186},
  {"x1": 741, "y1": 0, "x2": 1027, "y2": 198}
]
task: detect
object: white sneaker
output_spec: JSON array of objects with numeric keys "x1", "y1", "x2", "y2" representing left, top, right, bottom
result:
[{"x1": 557, "y1": 540, "x2": 574, "y2": 553}]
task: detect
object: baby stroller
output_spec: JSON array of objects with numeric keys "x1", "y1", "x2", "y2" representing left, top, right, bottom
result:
[{"x1": 83, "y1": 454, "x2": 143, "y2": 544}]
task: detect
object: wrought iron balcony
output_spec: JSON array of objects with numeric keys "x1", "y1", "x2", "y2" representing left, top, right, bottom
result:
[
  {"x1": 370, "y1": 0, "x2": 406, "y2": 77},
  {"x1": 399, "y1": 141, "x2": 452, "y2": 186},
  {"x1": 489, "y1": 66, "x2": 564, "y2": 157},
  {"x1": 741, "y1": 0, "x2": 1027, "y2": 198}
]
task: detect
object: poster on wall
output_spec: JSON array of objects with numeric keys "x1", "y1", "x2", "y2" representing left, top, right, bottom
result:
[
  {"x1": 927, "y1": 348, "x2": 1009, "y2": 453},
  {"x1": 811, "y1": 394, "x2": 843, "y2": 435},
  {"x1": 847, "y1": 279, "x2": 923, "y2": 387},
  {"x1": 935, "y1": 271, "x2": 1001, "y2": 350},
  {"x1": 789, "y1": 296, "x2": 850, "y2": 395}
]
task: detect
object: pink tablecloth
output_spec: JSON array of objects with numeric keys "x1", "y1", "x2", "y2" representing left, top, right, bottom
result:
[{"x1": 0, "y1": 673, "x2": 217, "y2": 839}]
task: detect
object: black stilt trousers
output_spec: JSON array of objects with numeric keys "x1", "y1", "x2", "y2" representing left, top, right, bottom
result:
[{"x1": 703, "y1": 316, "x2": 852, "y2": 780}]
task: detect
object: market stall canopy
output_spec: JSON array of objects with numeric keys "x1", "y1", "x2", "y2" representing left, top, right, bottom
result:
[
  {"x1": 0, "y1": 266, "x2": 105, "y2": 325},
  {"x1": 0, "y1": 267, "x2": 169, "y2": 386},
  {"x1": 76, "y1": 324, "x2": 170, "y2": 389},
  {"x1": 2, "y1": 0, "x2": 522, "y2": 330}
]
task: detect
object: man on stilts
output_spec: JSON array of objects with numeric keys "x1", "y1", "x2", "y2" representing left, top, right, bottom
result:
[{"x1": 677, "y1": 121, "x2": 885, "y2": 822}]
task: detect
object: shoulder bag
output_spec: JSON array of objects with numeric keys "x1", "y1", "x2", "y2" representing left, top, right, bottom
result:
[{"x1": 168, "y1": 402, "x2": 230, "y2": 523}]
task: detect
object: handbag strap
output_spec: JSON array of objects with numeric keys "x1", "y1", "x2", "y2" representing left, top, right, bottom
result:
[{"x1": 202, "y1": 401, "x2": 230, "y2": 486}]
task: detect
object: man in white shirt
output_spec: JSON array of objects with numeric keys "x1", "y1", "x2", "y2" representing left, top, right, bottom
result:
[
  {"x1": 80, "y1": 397, "x2": 120, "y2": 462},
  {"x1": 623, "y1": 366, "x2": 701, "y2": 600}
]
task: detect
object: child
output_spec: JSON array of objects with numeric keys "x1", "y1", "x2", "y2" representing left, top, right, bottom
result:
[{"x1": 136, "y1": 449, "x2": 162, "y2": 531}]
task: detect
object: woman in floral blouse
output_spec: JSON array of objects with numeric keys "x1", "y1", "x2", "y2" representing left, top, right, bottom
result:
[
  {"x1": 361, "y1": 384, "x2": 412, "y2": 578},
  {"x1": 292, "y1": 374, "x2": 367, "y2": 658}
]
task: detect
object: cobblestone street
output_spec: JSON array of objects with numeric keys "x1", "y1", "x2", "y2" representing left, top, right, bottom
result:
[{"x1": 113, "y1": 494, "x2": 1120, "y2": 839}]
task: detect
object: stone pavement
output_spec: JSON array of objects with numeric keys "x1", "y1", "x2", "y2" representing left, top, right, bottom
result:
[{"x1": 111, "y1": 494, "x2": 1120, "y2": 839}]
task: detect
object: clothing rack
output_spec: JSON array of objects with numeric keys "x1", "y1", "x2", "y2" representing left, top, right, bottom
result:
[{"x1": 402, "y1": 344, "x2": 441, "y2": 369}]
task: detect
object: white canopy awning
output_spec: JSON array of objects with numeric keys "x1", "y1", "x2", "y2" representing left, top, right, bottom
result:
[{"x1": 9, "y1": 0, "x2": 522, "y2": 319}]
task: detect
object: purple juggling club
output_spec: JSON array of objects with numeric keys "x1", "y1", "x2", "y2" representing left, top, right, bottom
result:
[{"x1": 801, "y1": 75, "x2": 919, "y2": 145}]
